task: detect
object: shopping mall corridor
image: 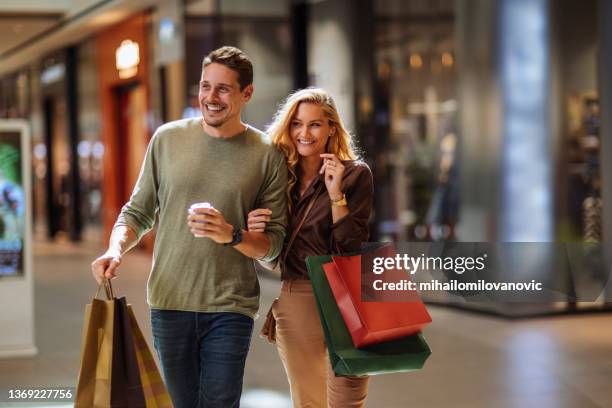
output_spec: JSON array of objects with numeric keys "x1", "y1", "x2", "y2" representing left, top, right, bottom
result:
[{"x1": 0, "y1": 238, "x2": 611, "y2": 408}]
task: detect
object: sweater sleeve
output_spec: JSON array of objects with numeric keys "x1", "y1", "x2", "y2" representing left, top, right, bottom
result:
[
  {"x1": 113, "y1": 133, "x2": 160, "y2": 240},
  {"x1": 256, "y1": 149, "x2": 288, "y2": 262},
  {"x1": 330, "y1": 162, "x2": 374, "y2": 253}
]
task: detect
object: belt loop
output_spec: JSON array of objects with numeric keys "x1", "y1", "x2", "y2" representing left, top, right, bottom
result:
[{"x1": 288, "y1": 280, "x2": 293, "y2": 294}]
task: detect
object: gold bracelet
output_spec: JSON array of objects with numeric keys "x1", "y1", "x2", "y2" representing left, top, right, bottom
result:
[{"x1": 331, "y1": 193, "x2": 347, "y2": 207}]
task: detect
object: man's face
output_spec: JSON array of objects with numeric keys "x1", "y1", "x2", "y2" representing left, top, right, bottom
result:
[{"x1": 199, "y1": 63, "x2": 252, "y2": 129}]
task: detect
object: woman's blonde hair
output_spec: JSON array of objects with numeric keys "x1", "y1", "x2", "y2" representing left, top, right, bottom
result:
[{"x1": 267, "y1": 87, "x2": 359, "y2": 213}]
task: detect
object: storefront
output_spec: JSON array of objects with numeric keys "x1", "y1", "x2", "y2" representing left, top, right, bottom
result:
[
  {"x1": 347, "y1": 0, "x2": 611, "y2": 314},
  {"x1": 96, "y1": 13, "x2": 153, "y2": 246},
  {"x1": 359, "y1": 0, "x2": 607, "y2": 246},
  {"x1": 371, "y1": 0, "x2": 457, "y2": 242}
]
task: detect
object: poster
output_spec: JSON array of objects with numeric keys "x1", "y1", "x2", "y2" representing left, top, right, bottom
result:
[{"x1": 0, "y1": 130, "x2": 24, "y2": 276}]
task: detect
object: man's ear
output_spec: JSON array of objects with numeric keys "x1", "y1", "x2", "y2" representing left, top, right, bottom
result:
[{"x1": 242, "y1": 84, "x2": 254, "y2": 101}]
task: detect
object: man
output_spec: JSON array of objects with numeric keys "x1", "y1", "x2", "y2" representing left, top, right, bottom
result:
[{"x1": 91, "y1": 46, "x2": 287, "y2": 408}]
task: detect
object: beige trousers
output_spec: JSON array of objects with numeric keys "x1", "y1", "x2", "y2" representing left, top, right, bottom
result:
[{"x1": 273, "y1": 280, "x2": 369, "y2": 408}]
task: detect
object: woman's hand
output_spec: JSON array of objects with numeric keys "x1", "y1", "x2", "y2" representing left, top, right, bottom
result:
[
  {"x1": 247, "y1": 208, "x2": 272, "y2": 232},
  {"x1": 319, "y1": 153, "x2": 345, "y2": 200}
]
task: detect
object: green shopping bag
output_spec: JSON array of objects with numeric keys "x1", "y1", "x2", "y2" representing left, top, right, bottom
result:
[{"x1": 306, "y1": 255, "x2": 431, "y2": 377}]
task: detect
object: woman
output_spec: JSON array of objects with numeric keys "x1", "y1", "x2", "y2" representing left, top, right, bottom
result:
[{"x1": 248, "y1": 88, "x2": 373, "y2": 407}]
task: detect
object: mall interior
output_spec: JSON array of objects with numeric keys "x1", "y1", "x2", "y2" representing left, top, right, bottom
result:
[{"x1": 0, "y1": 0, "x2": 611, "y2": 407}]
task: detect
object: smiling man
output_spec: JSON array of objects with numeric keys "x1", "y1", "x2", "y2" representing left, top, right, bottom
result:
[{"x1": 91, "y1": 46, "x2": 288, "y2": 408}]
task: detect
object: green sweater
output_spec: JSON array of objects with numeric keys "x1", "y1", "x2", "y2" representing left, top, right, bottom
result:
[{"x1": 114, "y1": 118, "x2": 288, "y2": 318}]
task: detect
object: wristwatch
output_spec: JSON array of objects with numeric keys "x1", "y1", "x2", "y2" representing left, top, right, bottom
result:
[
  {"x1": 331, "y1": 193, "x2": 348, "y2": 207},
  {"x1": 224, "y1": 225, "x2": 243, "y2": 247}
]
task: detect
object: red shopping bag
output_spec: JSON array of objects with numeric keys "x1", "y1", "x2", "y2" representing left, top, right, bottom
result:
[{"x1": 323, "y1": 252, "x2": 431, "y2": 348}]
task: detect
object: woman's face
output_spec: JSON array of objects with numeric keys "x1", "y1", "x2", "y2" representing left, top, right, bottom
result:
[{"x1": 290, "y1": 102, "x2": 335, "y2": 158}]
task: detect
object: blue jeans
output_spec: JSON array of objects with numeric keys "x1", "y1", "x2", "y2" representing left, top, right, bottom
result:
[{"x1": 150, "y1": 309, "x2": 254, "y2": 408}]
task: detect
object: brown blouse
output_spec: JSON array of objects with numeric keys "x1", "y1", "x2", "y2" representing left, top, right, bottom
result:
[{"x1": 281, "y1": 160, "x2": 374, "y2": 281}]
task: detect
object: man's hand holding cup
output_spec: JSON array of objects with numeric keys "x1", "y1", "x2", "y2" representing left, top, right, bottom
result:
[{"x1": 187, "y1": 202, "x2": 234, "y2": 244}]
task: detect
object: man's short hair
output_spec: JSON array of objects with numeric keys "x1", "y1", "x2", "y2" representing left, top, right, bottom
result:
[{"x1": 202, "y1": 46, "x2": 253, "y2": 90}]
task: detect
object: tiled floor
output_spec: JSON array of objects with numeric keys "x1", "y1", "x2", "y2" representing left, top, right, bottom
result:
[{"x1": 0, "y1": 238, "x2": 611, "y2": 407}]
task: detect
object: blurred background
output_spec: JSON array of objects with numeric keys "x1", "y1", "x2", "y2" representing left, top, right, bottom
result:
[{"x1": 0, "y1": 0, "x2": 611, "y2": 407}]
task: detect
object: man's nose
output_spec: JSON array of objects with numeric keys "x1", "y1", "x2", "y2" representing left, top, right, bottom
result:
[{"x1": 205, "y1": 88, "x2": 220, "y2": 101}]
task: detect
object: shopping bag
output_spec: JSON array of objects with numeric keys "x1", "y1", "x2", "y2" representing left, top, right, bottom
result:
[
  {"x1": 75, "y1": 280, "x2": 171, "y2": 407},
  {"x1": 75, "y1": 281, "x2": 116, "y2": 407},
  {"x1": 112, "y1": 297, "x2": 147, "y2": 407},
  {"x1": 307, "y1": 255, "x2": 431, "y2": 377},
  {"x1": 75, "y1": 280, "x2": 147, "y2": 407},
  {"x1": 326, "y1": 252, "x2": 431, "y2": 347},
  {"x1": 128, "y1": 307, "x2": 174, "y2": 407}
]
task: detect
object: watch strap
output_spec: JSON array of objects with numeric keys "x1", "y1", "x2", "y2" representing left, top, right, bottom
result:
[{"x1": 224, "y1": 225, "x2": 243, "y2": 246}]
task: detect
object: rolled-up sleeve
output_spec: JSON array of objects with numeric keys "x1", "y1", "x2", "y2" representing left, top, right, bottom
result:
[
  {"x1": 330, "y1": 163, "x2": 374, "y2": 253},
  {"x1": 256, "y1": 150, "x2": 288, "y2": 262},
  {"x1": 113, "y1": 134, "x2": 160, "y2": 240}
]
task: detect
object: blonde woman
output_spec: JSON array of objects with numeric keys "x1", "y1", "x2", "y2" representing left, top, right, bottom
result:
[{"x1": 248, "y1": 88, "x2": 373, "y2": 407}]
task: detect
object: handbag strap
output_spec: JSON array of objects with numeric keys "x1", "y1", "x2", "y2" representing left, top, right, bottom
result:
[{"x1": 282, "y1": 183, "x2": 324, "y2": 265}]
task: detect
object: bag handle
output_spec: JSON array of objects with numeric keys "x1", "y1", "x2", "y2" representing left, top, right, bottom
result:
[
  {"x1": 94, "y1": 278, "x2": 115, "y2": 300},
  {"x1": 281, "y1": 183, "x2": 324, "y2": 266}
]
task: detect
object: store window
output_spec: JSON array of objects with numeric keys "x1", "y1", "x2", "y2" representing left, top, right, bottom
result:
[
  {"x1": 0, "y1": 71, "x2": 30, "y2": 119},
  {"x1": 77, "y1": 39, "x2": 103, "y2": 239},
  {"x1": 373, "y1": 0, "x2": 457, "y2": 241},
  {"x1": 554, "y1": 0, "x2": 601, "y2": 242}
]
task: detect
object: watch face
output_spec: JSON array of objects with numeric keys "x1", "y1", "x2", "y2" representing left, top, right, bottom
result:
[{"x1": 332, "y1": 194, "x2": 348, "y2": 206}]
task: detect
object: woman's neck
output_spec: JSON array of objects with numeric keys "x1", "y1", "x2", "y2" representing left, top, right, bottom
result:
[{"x1": 298, "y1": 155, "x2": 322, "y2": 182}]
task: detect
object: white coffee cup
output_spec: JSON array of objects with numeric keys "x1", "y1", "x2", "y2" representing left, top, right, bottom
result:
[
  {"x1": 189, "y1": 202, "x2": 214, "y2": 213},
  {"x1": 188, "y1": 202, "x2": 214, "y2": 237}
]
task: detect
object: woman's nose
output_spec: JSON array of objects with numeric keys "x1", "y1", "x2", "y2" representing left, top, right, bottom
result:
[{"x1": 300, "y1": 126, "x2": 310, "y2": 138}]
